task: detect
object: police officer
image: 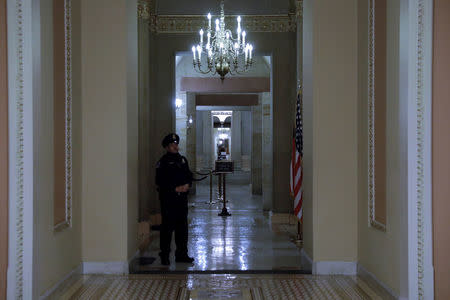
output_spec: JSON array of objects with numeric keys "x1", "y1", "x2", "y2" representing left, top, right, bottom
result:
[{"x1": 155, "y1": 133, "x2": 194, "y2": 265}]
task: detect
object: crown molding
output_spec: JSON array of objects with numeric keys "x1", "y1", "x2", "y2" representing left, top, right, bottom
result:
[
  {"x1": 137, "y1": 0, "x2": 300, "y2": 33},
  {"x1": 147, "y1": 14, "x2": 297, "y2": 33}
]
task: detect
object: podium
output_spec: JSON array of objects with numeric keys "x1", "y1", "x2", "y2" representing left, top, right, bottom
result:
[{"x1": 215, "y1": 160, "x2": 234, "y2": 217}]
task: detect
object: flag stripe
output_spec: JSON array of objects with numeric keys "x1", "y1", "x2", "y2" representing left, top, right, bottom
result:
[{"x1": 290, "y1": 91, "x2": 303, "y2": 222}]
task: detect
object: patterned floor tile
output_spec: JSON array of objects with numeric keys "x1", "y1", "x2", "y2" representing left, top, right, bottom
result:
[{"x1": 47, "y1": 274, "x2": 390, "y2": 300}]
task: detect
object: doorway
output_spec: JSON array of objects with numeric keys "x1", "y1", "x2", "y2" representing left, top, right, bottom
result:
[{"x1": 131, "y1": 54, "x2": 307, "y2": 273}]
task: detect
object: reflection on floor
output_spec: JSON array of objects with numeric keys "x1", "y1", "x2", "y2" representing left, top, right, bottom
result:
[
  {"x1": 47, "y1": 274, "x2": 391, "y2": 299},
  {"x1": 46, "y1": 173, "x2": 395, "y2": 299},
  {"x1": 132, "y1": 178, "x2": 307, "y2": 273}
]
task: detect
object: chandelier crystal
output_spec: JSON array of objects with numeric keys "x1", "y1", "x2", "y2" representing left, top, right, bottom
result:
[{"x1": 191, "y1": 0, "x2": 254, "y2": 81}]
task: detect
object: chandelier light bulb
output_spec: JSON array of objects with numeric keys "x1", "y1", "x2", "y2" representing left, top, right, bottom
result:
[
  {"x1": 191, "y1": 1, "x2": 254, "y2": 80},
  {"x1": 197, "y1": 45, "x2": 202, "y2": 60}
]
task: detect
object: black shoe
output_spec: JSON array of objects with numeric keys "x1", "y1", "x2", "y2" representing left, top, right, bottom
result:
[
  {"x1": 160, "y1": 256, "x2": 170, "y2": 265},
  {"x1": 175, "y1": 255, "x2": 194, "y2": 263}
]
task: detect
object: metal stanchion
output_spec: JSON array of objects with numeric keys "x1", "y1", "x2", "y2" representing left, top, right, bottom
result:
[
  {"x1": 218, "y1": 173, "x2": 231, "y2": 217},
  {"x1": 205, "y1": 171, "x2": 217, "y2": 204},
  {"x1": 218, "y1": 173, "x2": 222, "y2": 201}
]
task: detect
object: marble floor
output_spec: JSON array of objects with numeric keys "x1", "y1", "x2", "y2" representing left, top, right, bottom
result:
[
  {"x1": 45, "y1": 173, "x2": 394, "y2": 299},
  {"x1": 132, "y1": 177, "x2": 308, "y2": 273},
  {"x1": 47, "y1": 274, "x2": 393, "y2": 299}
]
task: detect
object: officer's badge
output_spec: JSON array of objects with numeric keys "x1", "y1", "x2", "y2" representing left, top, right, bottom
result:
[
  {"x1": 156, "y1": 161, "x2": 161, "y2": 168},
  {"x1": 172, "y1": 134, "x2": 176, "y2": 140},
  {"x1": 182, "y1": 158, "x2": 185, "y2": 164}
]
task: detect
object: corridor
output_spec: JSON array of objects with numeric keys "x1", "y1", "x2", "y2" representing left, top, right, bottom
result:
[
  {"x1": 132, "y1": 173, "x2": 308, "y2": 273},
  {"x1": 45, "y1": 176, "x2": 393, "y2": 299}
]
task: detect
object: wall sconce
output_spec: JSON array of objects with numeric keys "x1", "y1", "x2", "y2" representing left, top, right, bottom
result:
[
  {"x1": 186, "y1": 115, "x2": 194, "y2": 129},
  {"x1": 175, "y1": 98, "x2": 183, "y2": 110}
]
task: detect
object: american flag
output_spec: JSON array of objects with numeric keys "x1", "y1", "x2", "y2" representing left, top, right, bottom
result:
[{"x1": 290, "y1": 91, "x2": 303, "y2": 223}]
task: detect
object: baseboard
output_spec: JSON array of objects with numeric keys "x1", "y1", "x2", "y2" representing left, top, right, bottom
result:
[
  {"x1": 82, "y1": 261, "x2": 129, "y2": 274},
  {"x1": 300, "y1": 248, "x2": 313, "y2": 271},
  {"x1": 270, "y1": 212, "x2": 298, "y2": 224},
  {"x1": 129, "y1": 250, "x2": 140, "y2": 263},
  {"x1": 357, "y1": 263, "x2": 398, "y2": 300},
  {"x1": 39, "y1": 264, "x2": 82, "y2": 300},
  {"x1": 313, "y1": 260, "x2": 357, "y2": 275}
]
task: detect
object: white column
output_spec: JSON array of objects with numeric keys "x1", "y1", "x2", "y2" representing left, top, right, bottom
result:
[
  {"x1": 186, "y1": 92, "x2": 196, "y2": 194},
  {"x1": 231, "y1": 111, "x2": 242, "y2": 170},
  {"x1": 251, "y1": 98, "x2": 263, "y2": 195},
  {"x1": 203, "y1": 111, "x2": 213, "y2": 170},
  {"x1": 262, "y1": 93, "x2": 273, "y2": 210}
]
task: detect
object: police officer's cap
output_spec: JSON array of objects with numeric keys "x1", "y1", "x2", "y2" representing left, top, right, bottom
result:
[{"x1": 162, "y1": 133, "x2": 180, "y2": 148}]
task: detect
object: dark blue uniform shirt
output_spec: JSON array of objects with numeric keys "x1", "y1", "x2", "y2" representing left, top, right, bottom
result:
[{"x1": 155, "y1": 152, "x2": 193, "y2": 201}]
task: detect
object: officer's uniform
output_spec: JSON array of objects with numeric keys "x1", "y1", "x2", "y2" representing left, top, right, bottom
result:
[{"x1": 155, "y1": 134, "x2": 193, "y2": 264}]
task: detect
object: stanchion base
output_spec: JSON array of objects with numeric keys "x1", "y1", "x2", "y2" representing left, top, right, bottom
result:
[
  {"x1": 218, "y1": 208, "x2": 231, "y2": 217},
  {"x1": 290, "y1": 237, "x2": 303, "y2": 247}
]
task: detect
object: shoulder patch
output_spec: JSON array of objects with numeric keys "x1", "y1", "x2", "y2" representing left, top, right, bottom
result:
[{"x1": 156, "y1": 161, "x2": 161, "y2": 168}]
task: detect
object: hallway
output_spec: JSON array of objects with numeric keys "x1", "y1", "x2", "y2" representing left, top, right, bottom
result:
[{"x1": 132, "y1": 174, "x2": 308, "y2": 273}]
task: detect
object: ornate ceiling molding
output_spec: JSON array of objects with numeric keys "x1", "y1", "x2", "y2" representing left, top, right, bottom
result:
[
  {"x1": 146, "y1": 14, "x2": 297, "y2": 33},
  {"x1": 137, "y1": 0, "x2": 154, "y2": 20},
  {"x1": 296, "y1": 0, "x2": 303, "y2": 20},
  {"x1": 137, "y1": 1, "x2": 299, "y2": 33}
]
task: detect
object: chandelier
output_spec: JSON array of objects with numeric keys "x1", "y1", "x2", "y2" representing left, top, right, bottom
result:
[{"x1": 191, "y1": 0, "x2": 254, "y2": 81}]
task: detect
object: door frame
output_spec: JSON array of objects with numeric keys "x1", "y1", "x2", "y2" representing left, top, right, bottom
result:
[
  {"x1": 7, "y1": 0, "x2": 39, "y2": 298},
  {"x1": 406, "y1": 0, "x2": 434, "y2": 299},
  {"x1": 1, "y1": 0, "x2": 9, "y2": 297}
]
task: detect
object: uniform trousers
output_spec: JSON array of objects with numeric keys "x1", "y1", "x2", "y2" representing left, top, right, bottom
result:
[{"x1": 159, "y1": 197, "x2": 188, "y2": 258}]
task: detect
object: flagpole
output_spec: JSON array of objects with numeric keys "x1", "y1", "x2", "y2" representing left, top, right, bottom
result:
[{"x1": 294, "y1": 79, "x2": 303, "y2": 245}]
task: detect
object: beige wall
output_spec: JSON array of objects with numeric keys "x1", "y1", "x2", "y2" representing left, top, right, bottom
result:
[
  {"x1": 0, "y1": 0, "x2": 8, "y2": 297},
  {"x1": 81, "y1": 0, "x2": 138, "y2": 262},
  {"x1": 302, "y1": 0, "x2": 358, "y2": 263},
  {"x1": 357, "y1": 0, "x2": 408, "y2": 296},
  {"x1": 126, "y1": 0, "x2": 139, "y2": 262},
  {"x1": 36, "y1": 0, "x2": 82, "y2": 295},
  {"x1": 432, "y1": 0, "x2": 450, "y2": 298}
]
